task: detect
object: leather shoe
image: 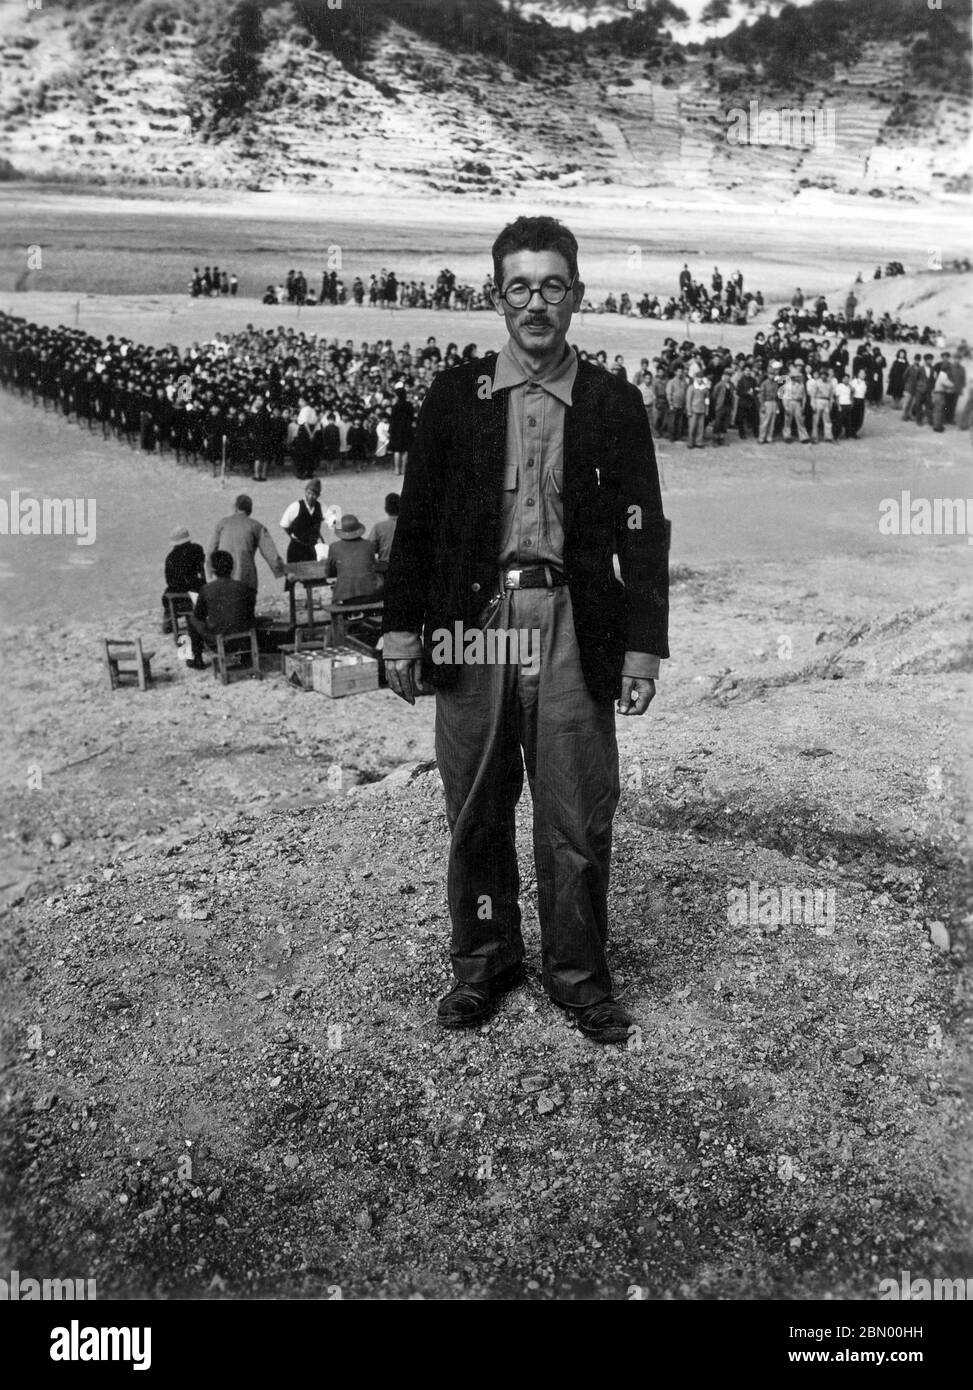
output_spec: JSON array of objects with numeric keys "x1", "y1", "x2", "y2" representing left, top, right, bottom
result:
[
  {"x1": 437, "y1": 961, "x2": 525, "y2": 1029},
  {"x1": 564, "y1": 998, "x2": 633, "y2": 1044}
]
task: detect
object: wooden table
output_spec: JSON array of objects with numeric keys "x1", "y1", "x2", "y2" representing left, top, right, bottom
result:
[
  {"x1": 283, "y1": 562, "x2": 333, "y2": 632},
  {"x1": 321, "y1": 600, "x2": 385, "y2": 647}
]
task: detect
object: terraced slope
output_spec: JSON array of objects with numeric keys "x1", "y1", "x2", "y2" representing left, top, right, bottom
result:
[{"x1": 0, "y1": 5, "x2": 967, "y2": 197}]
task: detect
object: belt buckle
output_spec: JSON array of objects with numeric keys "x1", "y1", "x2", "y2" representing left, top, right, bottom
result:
[{"x1": 504, "y1": 569, "x2": 521, "y2": 590}]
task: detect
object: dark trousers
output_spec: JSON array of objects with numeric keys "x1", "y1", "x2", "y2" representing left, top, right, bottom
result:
[
  {"x1": 187, "y1": 614, "x2": 216, "y2": 662},
  {"x1": 434, "y1": 585, "x2": 619, "y2": 1007},
  {"x1": 737, "y1": 397, "x2": 758, "y2": 438}
]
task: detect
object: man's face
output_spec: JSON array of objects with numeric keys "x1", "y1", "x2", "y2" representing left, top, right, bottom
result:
[{"x1": 492, "y1": 250, "x2": 583, "y2": 357}]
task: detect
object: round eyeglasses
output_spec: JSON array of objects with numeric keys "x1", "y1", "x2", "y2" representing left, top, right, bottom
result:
[{"x1": 498, "y1": 276, "x2": 576, "y2": 309}]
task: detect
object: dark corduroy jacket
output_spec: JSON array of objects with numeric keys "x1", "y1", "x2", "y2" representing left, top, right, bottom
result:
[{"x1": 381, "y1": 351, "x2": 670, "y2": 702}]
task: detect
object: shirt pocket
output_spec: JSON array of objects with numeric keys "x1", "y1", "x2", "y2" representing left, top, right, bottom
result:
[
  {"x1": 550, "y1": 464, "x2": 563, "y2": 497},
  {"x1": 503, "y1": 461, "x2": 518, "y2": 492}
]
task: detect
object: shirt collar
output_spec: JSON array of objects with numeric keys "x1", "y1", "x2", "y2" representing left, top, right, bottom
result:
[{"x1": 492, "y1": 338, "x2": 578, "y2": 405}]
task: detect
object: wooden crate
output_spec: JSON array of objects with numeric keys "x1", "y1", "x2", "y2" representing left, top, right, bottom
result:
[
  {"x1": 283, "y1": 652, "x2": 318, "y2": 687},
  {"x1": 310, "y1": 645, "x2": 380, "y2": 698}
]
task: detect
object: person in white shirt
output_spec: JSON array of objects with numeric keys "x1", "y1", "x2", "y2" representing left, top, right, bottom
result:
[
  {"x1": 337, "y1": 414, "x2": 351, "y2": 469},
  {"x1": 850, "y1": 369, "x2": 868, "y2": 437},
  {"x1": 374, "y1": 413, "x2": 390, "y2": 466},
  {"x1": 835, "y1": 375, "x2": 853, "y2": 439}
]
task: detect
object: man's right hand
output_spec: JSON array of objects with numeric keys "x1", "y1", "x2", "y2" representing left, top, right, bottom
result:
[{"x1": 385, "y1": 658, "x2": 424, "y2": 705}]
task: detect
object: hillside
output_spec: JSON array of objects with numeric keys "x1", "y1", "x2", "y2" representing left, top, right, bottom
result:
[{"x1": 0, "y1": 0, "x2": 968, "y2": 200}]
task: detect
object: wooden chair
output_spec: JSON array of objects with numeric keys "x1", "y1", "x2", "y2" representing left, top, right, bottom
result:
[
  {"x1": 104, "y1": 638, "x2": 154, "y2": 691},
  {"x1": 213, "y1": 629, "x2": 262, "y2": 685},
  {"x1": 164, "y1": 592, "x2": 193, "y2": 646}
]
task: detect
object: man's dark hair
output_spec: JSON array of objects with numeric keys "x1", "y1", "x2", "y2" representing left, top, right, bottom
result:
[
  {"x1": 235, "y1": 494, "x2": 253, "y2": 515},
  {"x1": 211, "y1": 549, "x2": 234, "y2": 578},
  {"x1": 492, "y1": 215, "x2": 579, "y2": 290},
  {"x1": 385, "y1": 493, "x2": 400, "y2": 517}
]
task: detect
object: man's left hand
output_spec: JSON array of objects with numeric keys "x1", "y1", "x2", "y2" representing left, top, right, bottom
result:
[{"x1": 617, "y1": 676, "x2": 655, "y2": 716}]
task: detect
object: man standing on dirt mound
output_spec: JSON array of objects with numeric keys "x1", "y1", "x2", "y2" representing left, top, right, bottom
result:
[{"x1": 382, "y1": 215, "x2": 670, "y2": 1044}]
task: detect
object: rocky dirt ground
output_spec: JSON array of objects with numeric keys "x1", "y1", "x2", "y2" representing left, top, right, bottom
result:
[{"x1": 1, "y1": 547, "x2": 970, "y2": 1299}]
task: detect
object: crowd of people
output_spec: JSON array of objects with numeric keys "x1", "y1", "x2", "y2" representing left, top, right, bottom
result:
[
  {"x1": 568, "y1": 265, "x2": 763, "y2": 324},
  {"x1": 628, "y1": 327, "x2": 969, "y2": 447},
  {"x1": 162, "y1": 487, "x2": 401, "y2": 670},
  {"x1": 2, "y1": 303, "x2": 967, "y2": 481},
  {"x1": 224, "y1": 260, "x2": 769, "y2": 325},
  {"x1": 773, "y1": 287, "x2": 943, "y2": 345},
  {"x1": 0, "y1": 312, "x2": 483, "y2": 478},
  {"x1": 258, "y1": 266, "x2": 492, "y2": 311},
  {"x1": 190, "y1": 266, "x2": 239, "y2": 298}
]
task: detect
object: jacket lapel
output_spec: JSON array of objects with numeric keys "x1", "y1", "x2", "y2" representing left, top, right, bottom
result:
[
  {"x1": 469, "y1": 355, "x2": 508, "y2": 546},
  {"x1": 563, "y1": 359, "x2": 598, "y2": 533},
  {"x1": 477, "y1": 358, "x2": 507, "y2": 493}
]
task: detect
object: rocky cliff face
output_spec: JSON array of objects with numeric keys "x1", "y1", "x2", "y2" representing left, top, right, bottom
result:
[{"x1": 0, "y1": 1, "x2": 967, "y2": 198}]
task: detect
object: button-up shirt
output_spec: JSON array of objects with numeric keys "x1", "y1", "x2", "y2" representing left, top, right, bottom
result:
[{"x1": 494, "y1": 338, "x2": 575, "y2": 569}]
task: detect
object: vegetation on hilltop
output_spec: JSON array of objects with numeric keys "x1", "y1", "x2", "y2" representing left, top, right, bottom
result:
[
  {"x1": 717, "y1": 0, "x2": 971, "y2": 97},
  {"x1": 51, "y1": 0, "x2": 970, "y2": 102}
]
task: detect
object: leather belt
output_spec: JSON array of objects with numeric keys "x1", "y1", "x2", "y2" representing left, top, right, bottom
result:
[{"x1": 502, "y1": 565, "x2": 567, "y2": 589}]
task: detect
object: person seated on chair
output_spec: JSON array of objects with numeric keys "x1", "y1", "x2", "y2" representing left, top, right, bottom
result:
[
  {"x1": 187, "y1": 549, "x2": 256, "y2": 670},
  {"x1": 162, "y1": 524, "x2": 206, "y2": 632},
  {"x1": 326, "y1": 513, "x2": 384, "y2": 607}
]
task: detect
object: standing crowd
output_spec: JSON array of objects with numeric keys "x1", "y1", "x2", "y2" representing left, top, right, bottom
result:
[
  {"x1": 627, "y1": 323, "x2": 968, "y2": 448},
  {"x1": 258, "y1": 266, "x2": 493, "y2": 311},
  {"x1": 2, "y1": 277, "x2": 967, "y2": 478},
  {"x1": 190, "y1": 265, "x2": 239, "y2": 298}
]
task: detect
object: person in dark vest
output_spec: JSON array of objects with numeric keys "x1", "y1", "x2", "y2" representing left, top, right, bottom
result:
[
  {"x1": 382, "y1": 215, "x2": 668, "y2": 1045},
  {"x1": 279, "y1": 480, "x2": 325, "y2": 584}
]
